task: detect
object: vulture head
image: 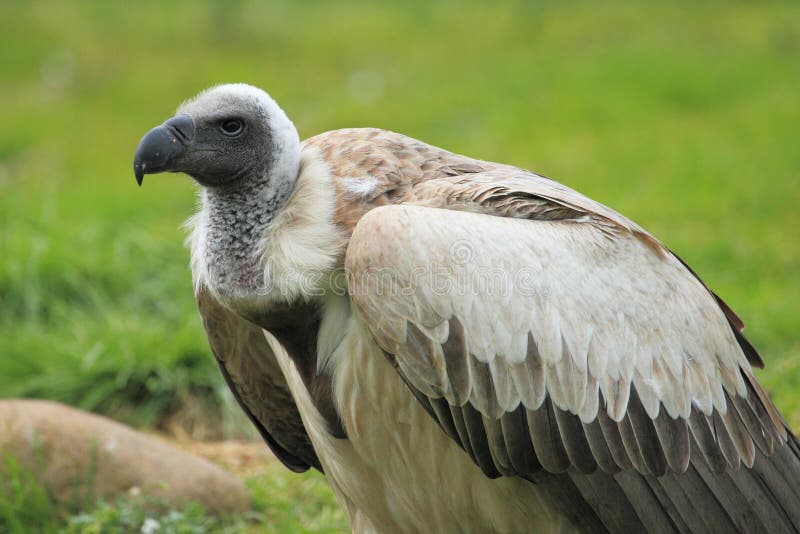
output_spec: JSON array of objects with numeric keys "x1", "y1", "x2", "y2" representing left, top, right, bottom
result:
[{"x1": 133, "y1": 84, "x2": 300, "y2": 189}]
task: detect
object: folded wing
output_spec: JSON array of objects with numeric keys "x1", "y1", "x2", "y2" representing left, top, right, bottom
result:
[{"x1": 345, "y1": 198, "x2": 798, "y2": 531}]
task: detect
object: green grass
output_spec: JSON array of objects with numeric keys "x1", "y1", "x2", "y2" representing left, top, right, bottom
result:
[
  {"x1": 247, "y1": 468, "x2": 347, "y2": 533},
  {"x1": 1, "y1": 454, "x2": 344, "y2": 533},
  {"x1": 1, "y1": 0, "x2": 799, "y2": 530},
  {"x1": 0, "y1": 455, "x2": 61, "y2": 533}
]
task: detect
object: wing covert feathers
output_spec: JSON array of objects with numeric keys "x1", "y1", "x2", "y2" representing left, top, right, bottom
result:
[{"x1": 346, "y1": 205, "x2": 788, "y2": 475}]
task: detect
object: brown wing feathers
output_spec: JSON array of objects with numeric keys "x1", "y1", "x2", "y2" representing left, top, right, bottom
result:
[{"x1": 196, "y1": 288, "x2": 322, "y2": 472}]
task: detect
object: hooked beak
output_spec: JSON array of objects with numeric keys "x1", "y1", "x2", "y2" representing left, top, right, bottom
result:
[{"x1": 133, "y1": 115, "x2": 195, "y2": 186}]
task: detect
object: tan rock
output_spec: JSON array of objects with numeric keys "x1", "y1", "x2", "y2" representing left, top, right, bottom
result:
[{"x1": 0, "y1": 399, "x2": 250, "y2": 513}]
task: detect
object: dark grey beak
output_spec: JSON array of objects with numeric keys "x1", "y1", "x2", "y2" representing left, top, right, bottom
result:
[{"x1": 133, "y1": 115, "x2": 195, "y2": 186}]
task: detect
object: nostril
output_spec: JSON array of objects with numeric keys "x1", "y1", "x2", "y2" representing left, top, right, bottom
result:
[
  {"x1": 164, "y1": 115, "x2": 195, "y2": 144},
  {"x1": 172, "y1": 125, "x2": 187, "y2": 141}
]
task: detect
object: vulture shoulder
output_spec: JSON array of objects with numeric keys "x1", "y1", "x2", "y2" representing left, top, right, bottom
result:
[
  {"x1": 196, "y1": 287, "x2": 321, "y2": 472},
  {"x1": 307, "y1": 128, "x2": 800, "y2": 532}
]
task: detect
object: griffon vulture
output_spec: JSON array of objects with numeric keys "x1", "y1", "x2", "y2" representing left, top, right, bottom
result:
[{"x1": 133, "y1": 84, "x2": 800, "y2": 533}]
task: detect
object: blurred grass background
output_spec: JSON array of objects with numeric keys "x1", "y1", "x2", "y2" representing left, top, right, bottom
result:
[{"x1": 1, "y1": 0, "x2": 799, "y2": 531}]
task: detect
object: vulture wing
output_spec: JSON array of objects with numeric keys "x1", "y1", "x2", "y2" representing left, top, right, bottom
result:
[
  {"x1": 344, "y1": 174, "x2": 800, "y2": 531},
  {"x1": 196, "y1": 287, "x2": 321, "y2": 472}
]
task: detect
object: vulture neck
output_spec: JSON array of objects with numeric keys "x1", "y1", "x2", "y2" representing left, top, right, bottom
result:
[
  {"x1": 203, "y1": 167, "x2": 297, "y2": 226},
  {"x1": 193, "y1": 146, "x2": 346, "y2": 313},
  {"x1": 198, "y1": 160, "x2": 299, "y2": 304},
  {"x1": 203, "y1": 138, "x2": 301, "y2": 221}
]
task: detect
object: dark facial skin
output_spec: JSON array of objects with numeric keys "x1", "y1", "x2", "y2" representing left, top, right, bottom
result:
[{"x1": 133, "y1": 96, "x2": 274, "y2": 188}]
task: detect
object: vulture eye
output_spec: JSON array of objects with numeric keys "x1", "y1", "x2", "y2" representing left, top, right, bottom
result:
[{"x1": 220, "y1": 119, "x2": 244, "y2": 136}]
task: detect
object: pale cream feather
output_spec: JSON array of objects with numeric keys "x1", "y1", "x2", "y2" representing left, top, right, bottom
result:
[{"x1": 255, "y1": 147, "x2": 348, "y2": 305}]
